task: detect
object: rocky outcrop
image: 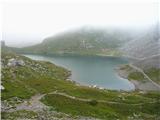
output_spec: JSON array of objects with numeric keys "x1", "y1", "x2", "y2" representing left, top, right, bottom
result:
[{"x1": 7, "y1": 58, "x2": 25, "y2": 67}]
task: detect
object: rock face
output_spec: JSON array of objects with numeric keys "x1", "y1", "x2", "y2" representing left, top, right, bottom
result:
[
  {"x1": 132, "y1": 55, "x2": 160, "y2": 70},
  {"x1": 7, "y1": 58, "x2": 25, "y2": 67},
  {"x1": 122, "y1": 25, "x2": 159, "y2": 59}
]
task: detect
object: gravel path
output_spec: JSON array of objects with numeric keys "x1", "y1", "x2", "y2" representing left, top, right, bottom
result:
[{"x1": 8, "y1": 94, "x2": 48, "y2": 112}]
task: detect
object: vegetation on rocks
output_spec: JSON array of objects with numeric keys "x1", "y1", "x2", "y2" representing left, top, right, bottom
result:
[
  {"x1": 117, "y1": 64, "x2": 160, "y2": 92},
  {"x1": 119, "y1": 64, "x2": 160, "y2": 85},
  {"x1": 1, "y1": 110, "x2": 38, "y2": 120}
]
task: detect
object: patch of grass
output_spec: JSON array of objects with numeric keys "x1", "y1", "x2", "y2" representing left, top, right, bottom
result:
[
  {"x1": 120, "y1": 65, "x2": 159, "y2": 84},
  {"x1": 41, "y1": 94, "x2": 120, "y2": 119},
  {"x1": 128, "y1": 71, "x2": 145, "y2": 81},
  {"x1": 2, "y1": 80, "x2": 35, "y2": 100},
  {"x1": 145, "y1": 68, "x2": 160, "y2": 84},
  {"x1": 57, "y1": 86, "x2": 154, "y2": 104}
]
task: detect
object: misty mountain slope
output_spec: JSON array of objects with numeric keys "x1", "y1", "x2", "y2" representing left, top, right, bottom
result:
[
  {"x1": 16, "y1": 27, "x2": 134, "y2": 56},
  {"x1": 122, "y1": 25, "x2": 160, "y2": 59},
  {"x1": 132, "y1": 55, "x2": 160, "y2": 70},
  {"x1": 121, "y1": 25, "x2": 160, "y2": 71}
]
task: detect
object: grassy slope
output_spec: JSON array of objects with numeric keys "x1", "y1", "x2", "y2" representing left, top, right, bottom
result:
[
  {"x1": 144, "y1": 68, "x2": 160, "y2": 84},
  {"x1": 1, "y1": 51, "x2": 70, "y2": 100},
  {"x1": 41, "y1": 93, "x2": 160, "y2": 120},
  {"x1": 2, "y1": 51, "x2": 160, "y2": 119},
  {"x1": 120, "y1": 65, "x2": 160, "y2": 85}
]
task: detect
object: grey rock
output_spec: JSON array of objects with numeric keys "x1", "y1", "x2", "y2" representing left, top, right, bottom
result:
[{"x1": 7, "y1": 58, "x2": 25, "y2": 67}]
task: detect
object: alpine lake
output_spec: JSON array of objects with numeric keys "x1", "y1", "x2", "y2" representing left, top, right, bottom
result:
[{"x1": 24, "y1": 54, "x2": 135, "y2": 91}]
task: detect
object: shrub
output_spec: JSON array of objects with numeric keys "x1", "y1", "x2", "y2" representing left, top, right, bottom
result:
[{"x1": 88, "y1": 99, "x2": 98, "y2": 106}]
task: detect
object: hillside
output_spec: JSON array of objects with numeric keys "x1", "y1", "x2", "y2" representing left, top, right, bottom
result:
[
  {"x1": 14, "y1": 27, "x2": 135, "y2": 56},
  {"x1": 1, "y1": 51, "x2": 70, "y2": 100},
  {"x1": 1, "y1": 50, "x2": 160, "y2": 120},
  {"x1": 122, "y1": 25, "x2": 159, "y2": 59}
]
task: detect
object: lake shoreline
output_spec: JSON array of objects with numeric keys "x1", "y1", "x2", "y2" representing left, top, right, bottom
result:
[
  {"x1": 115, "y1": 65, "x2": 160, "y2": 91},
  {"x1": 115, "y1": 66, "x2": 139, "y2": 90}
]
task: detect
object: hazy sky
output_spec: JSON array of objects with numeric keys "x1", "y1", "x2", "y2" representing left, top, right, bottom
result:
[{"x1": 1, "y1": 0, "x2": 159, "y2": 47}]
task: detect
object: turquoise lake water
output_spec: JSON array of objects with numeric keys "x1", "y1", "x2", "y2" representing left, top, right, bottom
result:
[{"x1": 24, "y1": 54, "x2": 135, "y2": 91}]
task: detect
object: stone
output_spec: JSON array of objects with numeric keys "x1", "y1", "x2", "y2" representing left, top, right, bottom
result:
[{"x1": 7, "y1": 58, "x2": 25, "y2": 66}]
